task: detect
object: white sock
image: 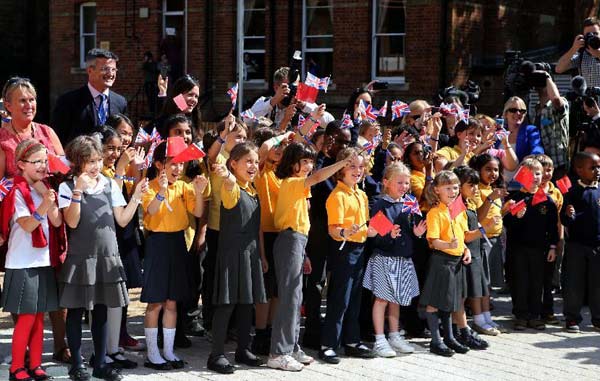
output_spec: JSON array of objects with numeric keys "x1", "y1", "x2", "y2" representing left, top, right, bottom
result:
[
  {"x1": 107, "y1": 307, "x2": 122, "y2": 355},
  {"x1": 144, "y1": 328, "x2": 166, "y2": 364},
  {"x1": 375, "y1": 334, "x2": 387, "y2": 343},
  {"x1": 388, "y1": 331, "x2": 402, "y2": 340},
  {"x1": 483, "y1": 311, "x2": 494, "y2": 324},
  {"x1": 162, "y1": 328, "x2": 180, "y2": 361},
  {"x1": 474, "y1": 314, "x2": 487, "y2": 327}
]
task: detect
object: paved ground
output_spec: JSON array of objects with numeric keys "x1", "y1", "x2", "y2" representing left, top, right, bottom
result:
[{"x1": 1, "y1": 288, "x2": 599, "y2": 380}]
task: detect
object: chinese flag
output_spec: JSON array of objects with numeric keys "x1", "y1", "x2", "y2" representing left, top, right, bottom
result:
[
  {"x1": 166, "y1": 136, "x2": 187, "y2": 158},
  {"x1": 531, "y1": 187, "x2": 547, "y2": 206},
  {"x1": 171, "y1": 142, "x2": 206, "y2": 164},
  {"x1": 295, "y1": 83, "x2": 319, "y2": 103},
  {"x1": 556, "y1": 175, "x2": 572, "y2": 194},
  {"x1": 510, "y1": 199, "x2": 527, "y2": 215},
  {"x1": 48, "y1": 154, "x2": 70, "y2": 174},
  {"x1": 173, "y1": 94, "x2": 188, "y2": 112},
  {"x1": 513, "y1": 166, "x2": 534, "y2": 190},
  {"x1": 369, "y1": 211, "x2": 394, "y2": 236},
  {"x1": 448, "y1": 196, "x2": 467, "y2": 219}
]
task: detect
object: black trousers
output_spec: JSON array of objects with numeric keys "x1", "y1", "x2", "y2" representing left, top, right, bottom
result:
[
  {"x1": 509, "y1": 245, "x2": 545, "y2": 320},
  {"x1": 201, "y1": 228, "x2": 220, "y2": 331},
  {"x1": 562, "y1": 241, "x2": 600, "y2": 325},
  {"x1": 210, "y1": 304, "x2": 253, "y2": 356},
  {"x1": 542, "y1": 259, "x2": 555, "y2": 316}
]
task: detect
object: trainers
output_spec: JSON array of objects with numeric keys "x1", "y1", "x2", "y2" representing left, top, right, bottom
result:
[
  {"x1": 267, "y1": 355, "x2": 303, "y2": 371},
  {"x1": 373, "y1": 340, "x2": 396, "y2": 358},
  {"x1": 388, "y1": 335, "x2": 414, "y2": 354},
  {"x1": 565, "y1": 321, "x2": 580, "y2": 333},
  {"x1": 292, "y1": 349, "x2": 314, "y2": 365},
  {"x1": 119, "y1": 335, "x2": 146, "y2": 351}
]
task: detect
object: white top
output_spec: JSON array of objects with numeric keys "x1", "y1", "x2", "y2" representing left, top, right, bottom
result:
[
  {"x1": 58, "y1": 175, "x2": 126, "y2": 209},
  {"x1": 6, "y1": 188, "x2": 51, "y2": 269},
  {"x1": 247, "y1": 96, "x2": 318, "y2": 128}
]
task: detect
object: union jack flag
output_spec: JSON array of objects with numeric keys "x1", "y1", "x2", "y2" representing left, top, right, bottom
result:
[
  {"x1": 361, "y1": 100, "x2": 379, "y2": 122},
  {"x1": 297, "y1": 114, "x2": 319, "y2": 139},
  {"x1": 439, "y1": 102, "x2": 456, "y2": 116},
  {"x1": 379, "y1": 101, "x2": 388, "y2": 118},
  {"x1": 305, "y1": 72, "x2": 330, "y2": 92},
  {"x1": 240, "y1": 109, "x2": 258, "y2": 122},
  {"x1": 401, "y1": 194, "x2": 422, "y2": 216},
  {"x1": 361, "y1": 140, "x2": 375, "y2": 154},
  {"x1": 227, "y1": 83, "x2": 238, "y2": 109},
  {"x1": 459, "y1": 106, "x2": 470, "y2": 123},
  {"x1": 142, "y1": 140, "x2": 161, "y2": 169},
  {"x1": 341, "y1": 112, "x2": 354, "y2": 129},
  {"x1": 0, "y1": 177, "x2": 13, "y2": 201},
  {"x1": 149, "y1": 127, "x2": 162, "y2": 142},
  {"x1": 135, "y1": 128, "x2": 151, "y2": 145},
  {"x1": 495, "y1": 127, "x2": 510, "y2": 141},
  {"x1": 391, "y1": 100, "x2": 410, "y2": 121}
]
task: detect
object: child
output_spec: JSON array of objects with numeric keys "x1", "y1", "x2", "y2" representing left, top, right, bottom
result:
[
  {"x1": 268, "y1": 142, "x2": 352, "y2": 371},
  {"x1": 561, "y1": 152, "x2": 600, "y2": 333},
  {"x1": 504, "y1": 157, "x2": 558, "y2": 331},
  {"x1": 535, "y1": 154, "x2": 563, "y2": 325},
  {"x1": 319, "y1": 148, "x2": 373, "y2": 363},
  {"x1": 469, "y1": 153, "x2": 507, "y2": 333},
  {"x1": 58, "y1": 135, "x2": 148, "y2": 381},
  {"x1": 141, "y1": 141, "x2": 208, "y2": 370},
  {"x1": 206, "y1": 142, "x2": 267, "y2": 374},
  {"x1": 434, "y1": 119, "x2": 483, "y2": 171},
  {"x1": 363, "y1": 162, "x2": 426, "y2": 358},
  {"x1": 0, "y1": 140, "x2": 64, "y2": 381},
  {"x1": 421, "y1": 170, "x2": 471, "y2": 357}
]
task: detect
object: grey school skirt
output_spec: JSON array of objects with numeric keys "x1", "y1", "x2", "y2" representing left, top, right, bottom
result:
[
  {"x1": 2, "y1": 267, "x2": 59, "y2": 314},
  {"x1": 419, "y1": 251, "x2": 466, "y2": 312}
]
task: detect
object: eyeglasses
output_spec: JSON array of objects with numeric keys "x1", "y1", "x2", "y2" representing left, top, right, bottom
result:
[
  {"x1": 507, "y1": 108, "x2": 527, "y2": 114},
  {"x1": 21, "y1": 159, "x2": 48, "y2": 167},
  {"x1": 99, "y1": 67, "x2": 118, "y2": 74}
]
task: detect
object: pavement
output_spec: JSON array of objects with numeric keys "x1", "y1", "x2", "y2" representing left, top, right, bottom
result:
[{"x1": 1, "y1": 288, "x2": 599, "y2": 380}]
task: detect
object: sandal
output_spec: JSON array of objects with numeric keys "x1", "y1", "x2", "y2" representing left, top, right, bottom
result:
[{"x1": 52, "y1": 346, "x2": 72, "y2": 364}]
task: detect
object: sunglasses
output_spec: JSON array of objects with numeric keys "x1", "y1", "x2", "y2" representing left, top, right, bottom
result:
[{"x1": 507, "y1": 108, "x2": 527, "y2": 114}]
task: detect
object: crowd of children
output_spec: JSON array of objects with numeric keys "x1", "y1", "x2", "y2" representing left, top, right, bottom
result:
[{"x1": 1, "y1": 72, "x2": 600, "y2": 381}]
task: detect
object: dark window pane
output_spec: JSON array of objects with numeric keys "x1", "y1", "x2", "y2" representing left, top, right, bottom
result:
[
  {"x1": 82, "y1": 6, "x2": 96, "y2": 34},
  {"x1": 245, "y1": 0, "x2": 265, "y2": 9},
  {"x1": 376, "y1": 35, "x2": 405, "y2": 77},
  {"x1": 376, "y1": 0, "x2": 405, "y2": 34},
  {"x1": 244, "y1": 36, "x2": 265, "y2": 50},
  {"x1": 83, "y1": 35, "x2": 96, "y2": 55},
  {"x1": 305, "y1": 51, "x2": 332, "y2": 78},
  {"x1": 306, "y1": 0, "x2": 331, "y2": 6},
  {"x1": 243, "y1": 52, "x2": 265, "y2": 81},
  {"x1": 166, "y1": 0, "x2": 185, "y2": 12},
  {"x1": 306, "y1": 37, "x2": 333, "y2": 49},
  {"x1": 306, "y1": 4, "x2": 333, "y2": 36},
  {"x1": 244, "y1": 9, "x2": 265, "y2": 36}
]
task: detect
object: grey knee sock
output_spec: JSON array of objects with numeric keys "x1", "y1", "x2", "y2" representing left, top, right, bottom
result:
[
  {"x1": 440, "y1": 311, "x2": 455, "y2": 343},
  {"x1": 425, "y1": 312, "x2": 442, "y2": 345}
]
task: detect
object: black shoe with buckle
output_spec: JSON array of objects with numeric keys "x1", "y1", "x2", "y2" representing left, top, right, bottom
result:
[
  {"x1": 430, "y1": 342, "x2": 454, "y2": 357},
  {"x1": 107, "y1": 353, "x2": 137, "y2": 369},
  {"x1": 207, "y1": 354, "x2": 235, "y2": 374},
  {"x1": 318, "y1": 348, "x2": 341, "y2": 364},
  {"x1": 344, "y1": 343, "x2": 375, "y2": 358}
]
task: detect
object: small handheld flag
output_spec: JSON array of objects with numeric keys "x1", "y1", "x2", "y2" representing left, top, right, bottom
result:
[
  {"x1": 513, "y1": 166, "x2": 535, "y2": 190},
  {"x1": 173, "y1": 94, "x2": 188, "y2": 112},
  {"x1": 48, "y1": 154, "x2": 71, "y2": 175},
  {"x1": 391, "y1": 100, "x2": 410, "y2": 121},
  {"x1": 449, "y1": 196, "x2": 467, "y2": 219},
  {"x1": 296, "y1": 83, "x2": 319, "y2": 103},
  {"x1": 369, "y1": 211, "x2": 395, "y2": 236},
  {"x1": 0, "y1": 177, "x2": 14, "y2": 201},
  {"x1": 227, "y1": 83, "x2": 238, "y2": 110},
  {"x1": 510, "y1": 199, "x2": 527, "y2": 215},
  {"x1": 556, "y1": 176, "x2": 572, "y2": 194},
  {"x1": 166, "y1": 136, "x2": 187, "y2": 158},
  {"x1": 172, "y1": 142, "x2": 206, "y2": 164},
  {"x1": 531, "y1": 187, "x2": 547, "y2": 206}
]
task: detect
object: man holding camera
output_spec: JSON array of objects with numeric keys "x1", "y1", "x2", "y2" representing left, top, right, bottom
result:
[{"x1": 556, "y1": 17, "x2": 600, "y2": 87}]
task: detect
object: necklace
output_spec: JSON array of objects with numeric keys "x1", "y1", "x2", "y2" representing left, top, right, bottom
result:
[{"x1": 10, "y1": 122, "x2": 35, "y2": 143}]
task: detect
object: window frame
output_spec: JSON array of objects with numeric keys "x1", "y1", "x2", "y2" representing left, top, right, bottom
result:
[
  {"x1": 371, "y1": 0, "x2": 406, "y2": 83},
  {"x1": 301, "y1": 0, "x2": 334, "y2": 81},
  {"x1": 240, "y1": 0, "x2": 267, "y2": 85},
  {"x1": 162, "y1": 0, "x2": 188, "y2": 72},
  {"x1": 79, "y1": 2, "x2": 97, "y2": 69}
]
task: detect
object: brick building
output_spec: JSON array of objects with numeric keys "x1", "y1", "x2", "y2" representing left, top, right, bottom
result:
[{"x1": 21, "y1": 1, "x2": 600, "y2": 125}]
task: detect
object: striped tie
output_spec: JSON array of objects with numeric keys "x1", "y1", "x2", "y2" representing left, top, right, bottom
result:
[{"x1": 97, "y1": 94, "x2": 107, "y2": 125}]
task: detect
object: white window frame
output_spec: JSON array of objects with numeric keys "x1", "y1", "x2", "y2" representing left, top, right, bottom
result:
[
  {"x1": 301, "y1": 0, "x2": 334, "y2": 80},
  {"x1": 239, "y1": 1, "x2": 266, "y2": 85},
  {"x1": 371, "y1": 0, "x2": 406, "y2": 83},
  {"x1": 162, "y1": 0, "x2": 188, "y2": 72},
  {"x1": 79, "y1": 2, "x2": 96, "y2": 69}
]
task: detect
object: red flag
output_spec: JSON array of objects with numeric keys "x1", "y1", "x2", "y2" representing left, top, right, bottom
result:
[
  {"x1": 448, "y1": 196, "x2": 467, "y2": 219},
  {"x1": 48, "y1": 154, "x2": 70, "y2": 174},
  {"x1": 171, "y1": 142, "x2": 206, "y2": 164},
  {"x1": 173, "y1": 94, "x2": 188, "y2": 111},
  {"x1": 513, "y1": 166, "x2": 534, "y2": 190},
  {"x1": 369, "y1": 211, "x2": 394, "y2": 236},
  {"x1": 295, "y1": 83, "x2": 318, "y2": 103},
  {"x1": 531, "y1": 187, "x2": 547, "y2": 206},
  {"x1": 556, "y1": 176, "x2": 572, "y2": 194},
  {"x1": 510, "y1": 199, "x2": 526, "y2": 215},
  {"x1": 166, "y1": 136, "x2": 187, "y2": 158}
]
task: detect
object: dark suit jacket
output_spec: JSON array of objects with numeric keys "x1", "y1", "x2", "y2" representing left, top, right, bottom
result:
[{"x1": 51, "y1": 85, "x2": 127, "y2": 144}]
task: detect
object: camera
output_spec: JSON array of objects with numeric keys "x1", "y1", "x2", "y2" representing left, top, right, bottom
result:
[
  {"x1": 584, "y1": 32, "x2": 600, "y2": 50},
  {"x1": 503, "y1": 50, "x2": 552, "y2": 101},
  {"x1": 281, "y1": 50, "x2": 302, "y2": 107}
]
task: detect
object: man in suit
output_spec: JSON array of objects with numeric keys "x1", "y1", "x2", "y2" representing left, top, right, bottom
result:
[{"x1": 52, "y1": 48, "x2": 128, "y2": 144}]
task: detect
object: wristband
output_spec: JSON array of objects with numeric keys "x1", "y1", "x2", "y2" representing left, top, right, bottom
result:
[
  {"x1": 425, "y1": 176, "x2": 433, "y2": 182},
  {"x1": 131, "y1": 196, "x2": 142, "y2": 205},
  {"x1": 72, "y1": 189, "x2": 83, "y2": 194},
  {"x1": 478, "y1": 226, "x2": 486, "y2": 237},
  {"x1": 549, "y1": 245, "x2": 557, "y2": 249},
  {"x1": 114, "y1": 174, "x2": 135, "y2": 182},
  {"x1": 273, "y1": 136, "x2": 282, "y2": 146},
  {"x1": 71, "y1": 198, "x2": 82, "y2": 204},
  {"x1": 155, "y1": 193, "x2": 165, "y2": 202},
  {"x1": 217, "y1": 136, "x2": 226, "y2": 144},
  {"x1": 33, "y1": 211, "x2": 44, "y2": 221}
]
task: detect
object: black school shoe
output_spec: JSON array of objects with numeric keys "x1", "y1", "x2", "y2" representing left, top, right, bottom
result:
[
  {"x1": 207, "y1": 354, "x2": 235, "y2": 374},
  {"x1": 235, "y1": 349, "x2": 264, "y2": 367},
  {"x1": 457, "y1": 331, "x2": 488, "y2": 350},
  {"x1": 429, "y1": 342, "x2": 454, "y2": 357},
  {"x1": 91, "y1": 365, "x2": 122, "y2": 381},
  {"x1": 107, "y1": 353, "x2": 138, "y2": 369},
  {"x1": 318, "y1": 348, "x2": 341, "y2": 364},
  {"x1": 143, "y1": 359, "x2": 173, "y2": 371},
  {"x1": 443, "y1": 339, "x2": 470, "y2": 354},
  {"x1": 344, "y1": 343, "x2": 376, "y2": 358},
  {"x1": 68, "y1": 366, "x2": 90, "y2": 381}
]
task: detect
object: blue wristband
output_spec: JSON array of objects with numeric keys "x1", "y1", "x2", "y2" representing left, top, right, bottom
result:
[
  {"x1": 478, "y1": 226, "x2": 486, "y2": 237},
  {"x1": 156, "y1": 193, "x2": 165, "y2": 202},
  {"x1": 33, "y1": 211, "x2": 44, "y2": 221}
]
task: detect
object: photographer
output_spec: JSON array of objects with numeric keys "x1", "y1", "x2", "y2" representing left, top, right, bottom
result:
[
  {"x1": 245, "y1": 66, "x2": 319, "y2": 130},
  {"x1": 556, "y1": 17, "x2": 600, "y2": 87},
  {"x1": 534, "y1": 73, "x2": 570, "y2": 178}
]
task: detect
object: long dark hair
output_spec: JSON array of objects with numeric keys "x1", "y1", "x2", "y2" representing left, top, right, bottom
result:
[
  {"x1": 160, "y1": 74, "x2": 201, "y2": 131},
  {"x1": 275, "y1": 142, "x2": 317, "y2": 179},
  {"x1": 469, "y1": 153, "x2": 504, "y2": 187},
  {"x1": 345, "y1": 87, "x2": 372, "y2": 115}
]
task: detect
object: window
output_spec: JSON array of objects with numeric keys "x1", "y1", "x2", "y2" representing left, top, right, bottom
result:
[
  {"x1": 302, "y1": 0, "x2": 333, "y2": 79},
  {"x1": 371, "y1": 0, "x2": 406, "y2": 82},
  {"x1": 79, "y1": 2, "x2": 96, "y2": 68},
  {"x1": 241, "y1": 0, "x2": 266, "y2": 82},
  {"x1": 161, "y1": 0, "x2": 187, "y2": 76}
]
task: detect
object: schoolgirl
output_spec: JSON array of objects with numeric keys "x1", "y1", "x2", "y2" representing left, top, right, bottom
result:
[
  {"x1": 140, "y1": 141, "x2": 208, "y2": 370},
  {"x1": 363, "y1": 162, "x2": 426, "y2": 358},
  {"x1": 1, "y1": 140, "x2": 64, "y2": 381},
  {"x1": 206, "y1": 142, "x2": 267, "y2": 374},
  {"x1": 58, "y1": 135, "x2": 148, "y2": 381},
  {"x1": 268, "y1": 142, "x2": 352, "y2": 371}
]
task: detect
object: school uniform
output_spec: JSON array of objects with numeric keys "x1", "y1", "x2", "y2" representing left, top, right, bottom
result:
[
  {"x1": 321, "y1": 181, "x2": 369, "y2": 350},
  {"x1": 363, "y1": 195, "x2": 420, "y2": 306},
  {"x1": 477, "y1": 183, "x2": 506, "y2": 288},
  {"x1": 560, "y1": 180, "x2": 600, "y2": 326},
  {"x1": 421, "y1": 203, "x2": 468, "y2": 312},
  {"x1": 270, "y1": 177, "x2": 311, "y2": 356},
  {"x1": 464, "y1": 207, "x2": 489, "y2": 298},
  {"x1": 504, "y1": 189, "x2": 559, "y2": 321},
  {"x1": 436, "y1": 145, "x2": 475, "y2": 164},
  {"x1": 542, "y1": 182, "x2": 562, "y2": 317},
  {"x1": 140, "y1": 178, "x2": 196, "y2": 304}
]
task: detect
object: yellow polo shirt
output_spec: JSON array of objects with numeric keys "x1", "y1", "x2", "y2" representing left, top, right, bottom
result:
[
  {"x1": 221, "y1": 180, "x2": 257, "y2": 209},
  {"x1": 326, "y1": 181, "x2": 369, "y2": 243},
  {"x1": 546, "y1": 182, "x2": 563, "y2": 213},
  {"x1": 207, "y1": 152, "x2": 229, "y2": 231},
  {"x1": 410, "y1": 170, "x2": 430, "y2": 213},
  {"x1": 142, "y1": 178, "x2": 197, "y2": 232},
  {"x1": 476, "y1": 183, "x2": 503, "y2": 237},
  {"x1": 274, "y1": 177, "x2": 311, "y2": 235},
  {"x1": 436, "y1": 145, "x2": 474, "y2": 163},
  {"x1": 255, "y1": 162, "x2": 281, "y2": 233},
  {"x1": 426, "y1": 202, "x2": 468, "y2": 256}
]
